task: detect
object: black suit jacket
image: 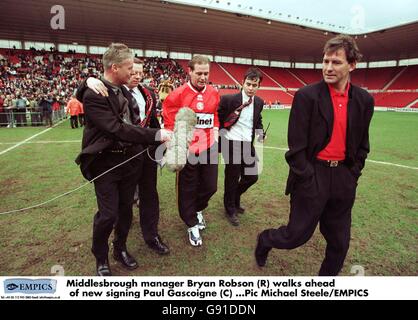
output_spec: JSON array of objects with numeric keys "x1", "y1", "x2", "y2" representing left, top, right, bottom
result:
[
  {"x1": 285, "y1": 80, "x2": 374, "y2": 195},
  {"x1": 75, "y1": 81, "x2": 159, "y2": 180},
  {"x1": 218, "y1": 92, "x2": 264, "y2": 143},
  {"x1": 132, "y1": 84, "x2": 161, "y2": 129}
]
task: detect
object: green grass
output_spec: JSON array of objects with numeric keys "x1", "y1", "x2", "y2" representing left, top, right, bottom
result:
[{"x1": 0, "y1": 111, "x2": 417, "y2": 276}]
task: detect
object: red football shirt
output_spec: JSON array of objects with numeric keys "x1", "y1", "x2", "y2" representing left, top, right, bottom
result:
[
  {"x1": 317, "y1": 83, "x2": 350, "y2": 161},
  {"x1": 163, "y1": 82, "x2": 220, "y2": 154}
]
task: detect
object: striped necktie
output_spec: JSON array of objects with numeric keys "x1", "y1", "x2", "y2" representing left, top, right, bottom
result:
[{"x1": 223, "y1": 96, "x2": 253, "y2": 129}]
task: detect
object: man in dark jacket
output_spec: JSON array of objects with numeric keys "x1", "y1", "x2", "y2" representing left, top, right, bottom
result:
[
  {"x1": 75, "y1": 43, "x2": 170, "y2": 276},
  {"x1": 255, "y1": 34, "x2": 374, "y2": 276},
  {"x1": 218, "y1": 68, "x2": 264, "y2": 226},
  {"x1": 38, "y1": 95, "x2": 53, "y2": 127},
  {"x1": 85, "y1": 59, "x2": 170, "y2": 256}
]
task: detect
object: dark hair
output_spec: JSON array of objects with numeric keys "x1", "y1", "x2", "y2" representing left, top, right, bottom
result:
[
  {"x1": 243, "y1": 67, "x2": 263, "y2": 84},
  {"x1": 323, "y1": 34, "x2": 362, "y2": 63},
  {"x1": 188, "y1": 55, "x2": 211, "y2": 70}
]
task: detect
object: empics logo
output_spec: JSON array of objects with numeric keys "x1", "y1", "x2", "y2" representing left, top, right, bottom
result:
[
  {"x1": 6, "y1": 283, "x2": 19, "y2": 291},
  {"x1": 4, "y1": 279, "x2": 57, "y2": 294}
]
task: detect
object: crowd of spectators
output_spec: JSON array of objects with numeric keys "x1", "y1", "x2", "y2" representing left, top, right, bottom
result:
[{"x1": 0, "y1": 48, "x2": 188, "y2": 127}]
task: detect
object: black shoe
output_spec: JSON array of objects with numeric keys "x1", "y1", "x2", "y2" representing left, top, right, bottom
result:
[
  {"x1": 96, "y1": 258, "x2": 112, "y2": 276},
  {"x1": 113, "y1": 249, "x2": 138, "y2": 270},
  {"x1": 255, "y1": 232, "x2": 271, "y2": 267},
  {"x1": 146, "y1": 236, "x2": 170, "y2": 255},
  {"x1": 236, "y1": 206, "x2": 245, "y2": 214},
  {"x1": 226, "y1": 213, "x2": 240, "y2": 226}
]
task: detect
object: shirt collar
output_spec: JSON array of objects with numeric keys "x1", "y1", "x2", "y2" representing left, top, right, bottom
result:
[
  {"x1": 187, "y1": 81, "x2": 206, "y2": 94},
  {"x1": 242, "y1": 91, "x2": 252, "y2": 103},
  {"x1": 328, "y1": 82, "x2": 350, "y2": 98},
  {"x1": 124, "y1": 85, "x2": 138, "y2": 94},
  {"x1": 101, "y1": 77, "x2": 121, "y2": 95}
]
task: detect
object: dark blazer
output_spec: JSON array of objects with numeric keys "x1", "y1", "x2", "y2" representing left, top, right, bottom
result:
[
  {"x1": 285, "y1": 80, "x2": 374, "y2": 195},
  {"x1": 75, "y1": 81, "x2": 159, "y2": 180},
  {"x1": 218, "y1": 92, "x2": 264, "y2": 143}
]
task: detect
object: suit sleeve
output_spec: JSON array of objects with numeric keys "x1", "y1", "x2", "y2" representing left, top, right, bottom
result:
[
  {"x1": 83, "y1": 89, "x2": 159, "y2": 144},
  {"x1": 149, "y1": 89, "x2": 161, "y2": 129},
  {"x1": 162, "y1": 91, "x2": 180, "y2": 131},
  {"x1": 284, "y1": 90, "x2": 315, "y2": 180},
  {"x1": 217, "y1": 95, "x2": 228, "y2": 129},
  {"x1": 213, "y1": 92, "x2": 220, "y2": 129},
  {"x1": 255, "y1": 99, "x2": 264, "y2": 131},
  {"x1": 352, "y1": 94, "x2": 374, "y2": 178}
]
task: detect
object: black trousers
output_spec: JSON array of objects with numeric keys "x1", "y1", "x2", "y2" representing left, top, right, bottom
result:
[
  {"x1": 177, "y1": 146, "x2": 218, "y2": 227},
  {"x1": 70, "y1": 115, "x2": 78, "y2": 128},
  {"x1": 90, "y1": 152, "x2": 142, "y2": 261},
  {"x1": 222, "y1": 140, "x2": 258, "y2": 215},
  {"x1": 78, "y1": 113, "x2": 85, "y2": 127},
  {"x1": 137, "y1": 148, "x2": 160, "y2": 242},
  {"x1": 260, "y1": 161, "x2": 357, "y2": 276}
]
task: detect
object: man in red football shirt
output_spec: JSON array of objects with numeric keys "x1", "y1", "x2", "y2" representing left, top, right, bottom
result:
[{"x1": 163, "y1": 55, "x2": 220, "y2": 247}]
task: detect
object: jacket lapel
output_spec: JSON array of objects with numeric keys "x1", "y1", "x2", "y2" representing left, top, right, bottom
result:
[
  {"x1": 234, "y1": 93, "x2": 242, "y2": 111},
  {"x1": 120, "y1": 86, "x2": 136, "y2": 122},
  {"x1": 318, "y1": 80, "x2": 334, "y2": 137},
  {"x1": 137, "y1": 85, "x2": 149, "y2": 112},
  {"x1": 346, "y1": 84, "x2": 357, "y2": 152},
  {"x1": 107, "y1": 87, "x2": 122, "y2": 117},
  {"x1": 252, "y1": 96, "x2": 262, "y2": 126}
]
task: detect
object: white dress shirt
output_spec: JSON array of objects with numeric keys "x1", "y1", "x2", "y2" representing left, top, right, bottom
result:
[
  {"x1": 224, "y1": 91, "x2": 254, "y2": 142},
  {"x1": 125, "y1": 85, "x2": 146, "y2": 121}
]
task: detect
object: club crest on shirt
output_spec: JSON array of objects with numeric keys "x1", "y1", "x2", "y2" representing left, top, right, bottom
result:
[{"x1": 196, "y1": 102, "x2": 204, "y2": 110}]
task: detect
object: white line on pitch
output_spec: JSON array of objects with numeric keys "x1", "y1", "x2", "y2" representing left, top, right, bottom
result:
[
  {"x1": 257, "y1": 145, "x2": 418, "y2": 171},
  {"x1": 1, "y1": 136, "x2": 416, "y2": 171},
  {"x1": 0, "y1": 140, "x2": 81, "y2": 145},
  {"x1": 0, "y1": 119, "x2": 68, "y2": 156}
]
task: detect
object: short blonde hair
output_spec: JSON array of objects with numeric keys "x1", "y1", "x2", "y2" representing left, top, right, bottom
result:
[
  {"x1": 188, "y1": 55, "x2": 211, "y2": 70},
  {"x1": 102, "y1": 43, "x2": 133, "y2": 70}
]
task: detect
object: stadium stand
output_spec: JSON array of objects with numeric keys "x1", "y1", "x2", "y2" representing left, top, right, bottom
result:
[
  {"x1": 372, "y1": 92, "x2": 418, "y2": 108},
  {"x1": 258, "y1": 66, "x2": 305, "y2": 89},
  {"x1": 291, "y1": 69, "x2": 322, "y2": 85},
  {"x1": 207, "y1": 62, "x2": 237, "y2": 86},
  {"x1": 1, "y1": 47, "x2": 417, "y2": 125},
  {"x1": 387, "y1": 65, "x2": 418, "y2": 90},
  {"x1": 256, "y1": 89, "x2": 294, "y2": 105},
  {"x1": 219, "y1": 63, "x2": 277, "y2": 87},
  {"x1": 351, "y1": 67, "x2": 404, "y2": 90}
]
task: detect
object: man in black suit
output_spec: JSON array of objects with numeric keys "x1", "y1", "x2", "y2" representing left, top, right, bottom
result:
[
  {"x1": 75, "y1": 43, "x2": 171, "y2": 276},
  {"x1": 218, "y1": 68, "x2": 265, "y2": 226},
  {"x1": 255, "y1": 35, "x2": 374, "y2": 276},
  {"x1": 86, "y1": 59, "x2": 170, "y2": 256}
]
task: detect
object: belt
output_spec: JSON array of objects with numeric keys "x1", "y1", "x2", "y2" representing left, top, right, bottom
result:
[{"x1": 315, "y1": 159, "x2": 345, "y2": 167}]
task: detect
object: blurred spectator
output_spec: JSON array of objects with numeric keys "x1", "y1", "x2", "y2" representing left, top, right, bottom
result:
[
  {"x1": 66, "y1": 95, "x2": 82, "y2": 129},
  {"x1": 38, "y1": 94, "x2": 53, "y2": 127}
]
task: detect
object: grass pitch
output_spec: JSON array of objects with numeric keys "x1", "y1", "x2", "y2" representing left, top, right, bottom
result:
[{"x1": 0, "y1": 110, "x2": 417, "y2": 276}]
